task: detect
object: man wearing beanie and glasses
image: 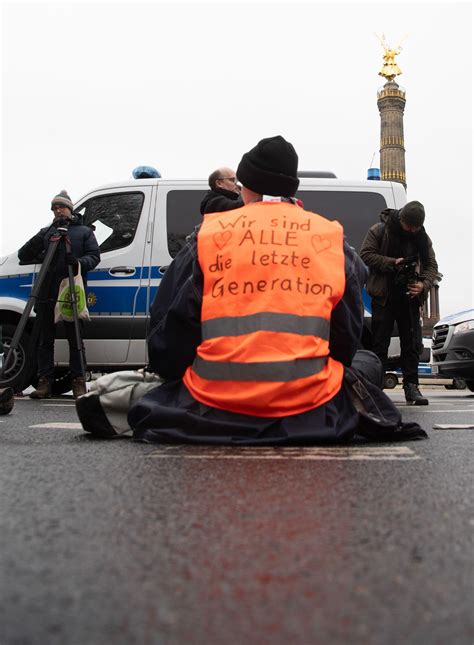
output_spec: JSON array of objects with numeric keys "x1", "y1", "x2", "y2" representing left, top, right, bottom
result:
[
  {"x1": 98, "y1": 135, "x2": 425, "y2": 444},
  {"x1": 360, "y1": 200, "x2": 438, "y2": 405},
  {"x1": 18, "y1": 190, "x2": 100, "y2": 399}
]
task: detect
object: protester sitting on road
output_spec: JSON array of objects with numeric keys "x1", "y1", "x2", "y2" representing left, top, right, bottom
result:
[
  {"x1": 77, "y1": 136, "x2": 426, "y2": 443},
  {"x1": 200, "y1": 167, "x2": 244, "y2": 215}
]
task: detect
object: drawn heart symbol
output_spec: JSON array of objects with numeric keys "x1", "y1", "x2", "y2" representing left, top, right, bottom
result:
[
  {"x1": 213, "y1": 231, "x2": 232, "y2": 249},
  {"x1": 312, "y1": 235, "x2": 331, "y2": 253}
]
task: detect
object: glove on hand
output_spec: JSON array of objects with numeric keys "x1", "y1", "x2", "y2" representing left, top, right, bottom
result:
[
  {"x1": 66, "y1": 254, "x2": 79, "y2": 275},
  {"x1": 18, "y1": 234, "x2": 45, "y2": 265}
]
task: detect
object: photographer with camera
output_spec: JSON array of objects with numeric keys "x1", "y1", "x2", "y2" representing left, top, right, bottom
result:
[
  {"x1": 18, "y1": 190, "x2": 100, "y2": 399},
  {"x1": 360, "y1": 201, "x2": 438, "y2": 405}
]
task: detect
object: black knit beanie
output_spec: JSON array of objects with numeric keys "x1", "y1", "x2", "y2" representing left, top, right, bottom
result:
[
  {"x1": 237, "y1": 135, "x2": 299, "y2": 197},
  {"x1": 399, "y1": 200, "x2": 425, "y2": 228},
  {"x1": 51, "y1": 189, "x2": 74, "y2": 212}
]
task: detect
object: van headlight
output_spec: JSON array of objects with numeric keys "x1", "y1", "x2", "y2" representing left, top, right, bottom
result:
[{"x1": 453, "y1": 320, "x2": 474, "y2": 335}]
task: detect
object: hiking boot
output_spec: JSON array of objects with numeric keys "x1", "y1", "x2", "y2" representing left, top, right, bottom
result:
[
  {"x1": 404, "y1": 383, "x2": 429, "y2": 406},
  {"x1": 72, "y1": 376, "x2": 87, "y2": 399},
  {"x1": 0, "y1": 387, "x2": 14, "y2": 415},
  {"x1": 30, "y1": 377, "x2": 52, "y2": 399}
]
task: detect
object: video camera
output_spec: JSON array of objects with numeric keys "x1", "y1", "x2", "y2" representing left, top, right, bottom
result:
[{"x1": 394, "y1": 255, "x2": 419, "y2": 288}]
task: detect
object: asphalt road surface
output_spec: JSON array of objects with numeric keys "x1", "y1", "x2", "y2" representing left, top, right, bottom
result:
[{"x1": 0, "y1": 386, "x2": 473, "y2": 645}]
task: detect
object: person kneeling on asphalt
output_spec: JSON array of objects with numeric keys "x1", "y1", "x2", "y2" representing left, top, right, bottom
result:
[
  {"x1": 18, "y1": 190, "x2": 100, "y2": 400},
  {"x1": 77, "y1": 136, "x2": 426, "y2": 443}
]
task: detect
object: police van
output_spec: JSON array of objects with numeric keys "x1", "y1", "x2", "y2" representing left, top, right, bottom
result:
[{"x1": 0, "y1": 172, "x2": 407, "y2": 393}]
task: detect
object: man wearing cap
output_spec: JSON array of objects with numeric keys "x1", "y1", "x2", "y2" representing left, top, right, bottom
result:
[
  {"x1": 79, "y1": 136, "x2": 425, "y2": 442},
  {"x1": 18, "y1": 190, "x2": 100, "y2": 399},
  {"x1": 360, "y1": 201, "x2": 438, "y2": 405},
  {"x1": 200, "y1": 167, "x2": 244, "y2": 215}
]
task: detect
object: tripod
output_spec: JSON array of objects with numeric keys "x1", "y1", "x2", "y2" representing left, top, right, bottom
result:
[{"x1": 1, "y1": 224, "x2": 87, "y2": 388}]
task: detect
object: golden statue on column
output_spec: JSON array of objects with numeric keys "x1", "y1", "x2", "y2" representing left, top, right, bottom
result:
[{"x1": 377, "y1": 33, "x2": 406, "y2": 81}]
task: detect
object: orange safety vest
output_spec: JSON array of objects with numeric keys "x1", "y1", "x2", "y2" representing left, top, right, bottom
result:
[{"x1": 183, "y1": 201, "x2": 346, "y2": 417}]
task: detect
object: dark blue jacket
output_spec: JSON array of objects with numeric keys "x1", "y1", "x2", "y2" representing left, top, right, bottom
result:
[{"x1": 18, "y1": 218, "x2": 100, "y2": 302}]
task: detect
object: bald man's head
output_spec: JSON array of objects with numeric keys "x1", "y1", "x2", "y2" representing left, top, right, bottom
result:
[{"x1": 208, "y1": 167, "x2": 240, "y2": 194}]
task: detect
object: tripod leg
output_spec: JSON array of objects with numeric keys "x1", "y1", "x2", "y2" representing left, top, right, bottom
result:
[
  {"x1": 398, "y1": 294, "x2": 422, "y2": 385},
  {"x1": 66, "y1": 265, "x2": 87, "y2": 380},
  {"x1": 2, "y1": 237, "x2": 60, "y2": 378}
]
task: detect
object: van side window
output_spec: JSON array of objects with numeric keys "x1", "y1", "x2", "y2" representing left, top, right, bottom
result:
[
  {"x1": 166, "y1": 190, "x2": 207, "y2": 257},
  {"x1": 77, "y1": 192, "x2": 144, "y2": 253},
  {"x1": 297, "y1": 191, "x2": 387, "y2": 251}
]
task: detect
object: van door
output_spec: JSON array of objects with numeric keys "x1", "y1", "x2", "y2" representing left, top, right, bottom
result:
[{"x1": 55, "y1": 186, "x2": 153, "y2": 366}]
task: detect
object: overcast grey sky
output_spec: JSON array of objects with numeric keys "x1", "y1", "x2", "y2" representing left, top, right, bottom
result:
[{"x1": 1, "y1": 0, "x2": 472, "y2": 317}]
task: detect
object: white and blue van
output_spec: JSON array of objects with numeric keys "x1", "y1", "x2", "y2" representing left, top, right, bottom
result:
[{"x1": 0, "y1": 173, "x2": 407, "y2": 393}]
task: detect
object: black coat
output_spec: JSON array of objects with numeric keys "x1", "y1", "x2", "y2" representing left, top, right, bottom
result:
[
  {"x1": 18, "y1": 217, "x2": 101, "y2": 302},
  {"x1": 199, "y1": 187, "x2": 243, "y2": 215}
]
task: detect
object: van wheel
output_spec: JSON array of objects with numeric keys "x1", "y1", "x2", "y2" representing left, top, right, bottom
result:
[
  {"x1": 383, "y1": 373, "x2": 398, "y2": 389},
  {"x1": 0, "y1": 323, "x2": 37, "y2": 392}
]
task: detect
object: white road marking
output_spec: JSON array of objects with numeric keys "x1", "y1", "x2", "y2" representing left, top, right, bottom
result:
[
  {"x1": 432, "y1": 424, "x2": 474, "y2": 429},
  {"x1": 429, "y1": 404, "x2": 474, "y2": 408},
  {"x1": 14, "y1": 398, "x2": 73, "y2": 403},
  {"x1": 30, "y1": 422, "x2": 83, "y2": 429},
  {"x1": 147, "y1": 446, "x2": 420, "y2": 461},
  {"x1": 397, "y1": 409, "x2": 474, "y2": 413},
  {"x1": 394, "y1": 402, "x2": 473, "y2": 406},
  {"x1": 42, "y1": 404, "x2": 75, "y2": 407}
]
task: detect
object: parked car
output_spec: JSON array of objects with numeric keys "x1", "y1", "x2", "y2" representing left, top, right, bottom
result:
[{"x1": 431, "y1": 309, "x2": 474, "y2": 391}]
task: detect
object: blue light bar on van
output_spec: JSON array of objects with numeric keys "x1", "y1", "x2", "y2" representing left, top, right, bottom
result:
[
  {"x1": 367, "y1": 167, "x2": 381, "y2": 180},
  {"x1": 132, "y1": 166, "x2": 161, "y2": 179}
]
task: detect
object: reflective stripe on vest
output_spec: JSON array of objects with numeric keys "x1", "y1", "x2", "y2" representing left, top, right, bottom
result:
[
  {"x1": 183, "y1": 201, "x2": 346, "y2": 417},
  {"x1": 201, "y1": 312, "x2": 330, "y2": 340},
  {"x1": 192, "y1": 355, "x2": 328, "y2": 382}
]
